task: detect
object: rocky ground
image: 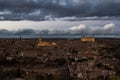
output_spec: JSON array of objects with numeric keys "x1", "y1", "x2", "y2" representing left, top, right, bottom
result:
[{"x1": 0, "y1": 38, "x2": 120, "y2": 80}]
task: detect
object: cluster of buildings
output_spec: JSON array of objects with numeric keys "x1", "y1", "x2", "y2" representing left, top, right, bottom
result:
[{"x1": 0, "y1": 36, "x2": 119, "y2": 80}]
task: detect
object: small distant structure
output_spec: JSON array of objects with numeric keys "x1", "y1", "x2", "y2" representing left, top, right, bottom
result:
[
  {"x1": 19, "y1": 36, "x2": 25, "y2": 42},
  {"x1": 19, "y1": 36, "x2": 22, "y2": 40},
  {"x1": 6, "y1": 56, "x2": 13, "y2": 61},
  {"x1": 15, "y1": 51, "x2": 24, "y2": 58},
  {"x1": 37, "y1": 38, "x2": 57, "y2": 47},
  {"x1": 81, "y1": 35, "x2": 95, "y2": 42}
]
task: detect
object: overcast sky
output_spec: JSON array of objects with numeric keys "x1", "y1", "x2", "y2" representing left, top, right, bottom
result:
[{"x1": 0, "y1": 0, "x2": 120, "y2": 34}]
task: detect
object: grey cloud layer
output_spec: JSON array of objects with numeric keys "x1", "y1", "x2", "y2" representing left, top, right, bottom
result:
[
  {"x1": 0, "y1": 0, "x2": 120, "y2": 20},
  {"x1": 1, "y1": 23, "x2": 120, "y2": 34}
]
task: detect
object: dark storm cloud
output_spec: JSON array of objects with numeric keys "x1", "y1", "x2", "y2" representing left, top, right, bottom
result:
[
  {"x1": 14, "y1": 29, "x2": 35, "y2": 35},
  {"x1": 0, "y1": 29, "x2": 12, "y2": 34},
  {"x1": 0, "y1": 0, "x2": 120, "y2": 20}
]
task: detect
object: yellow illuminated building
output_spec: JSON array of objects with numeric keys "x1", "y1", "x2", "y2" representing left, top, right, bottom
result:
[
  {"x1": 37, "y1": 38, "x2": 57, "y2": 47},
  {"x1": 81, "y1": 36, "x2": 95, "y2": 42}
]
